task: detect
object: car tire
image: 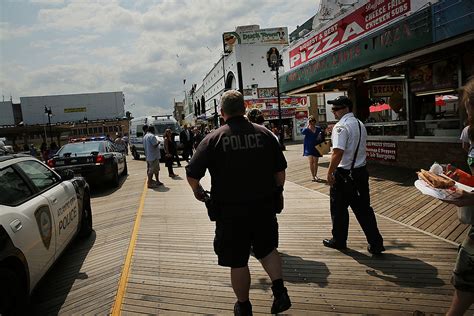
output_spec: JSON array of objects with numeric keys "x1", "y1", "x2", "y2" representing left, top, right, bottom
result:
[
  {"x1": 78, "y1": 192, "x2": 93, "y2": 238},
  {"x1": 123, "y1": 160, "x2": 128, "y2": 176},
  {"x1": 0, "y1": 267, "x2": 27, "y2": 315},
  {"x1": 111, "y1": 164, "x2": 120, "y2": 188}
]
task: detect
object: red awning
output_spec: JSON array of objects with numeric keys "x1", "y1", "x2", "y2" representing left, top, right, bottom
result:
[
  {"x1": 435, "y1": 95, "x2": 458, "y2": 106},
  {"x1": 369, "y1": 103, "x2": 391, "y2": 113}
]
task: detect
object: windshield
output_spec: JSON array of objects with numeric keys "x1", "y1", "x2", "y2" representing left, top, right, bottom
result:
[
  {"x1": 153, "y1": 123, "x2": 180, "y2": 135},
  {"x1": 57, "y1": 142, "x2": 105, "y2": 156}
]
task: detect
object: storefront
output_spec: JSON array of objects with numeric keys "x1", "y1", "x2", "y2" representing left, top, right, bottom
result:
[
  {"x1": 244, "y1": 96, "x2": 309, "y2": 141},
  {"x1": 280, "y1": 1, "x2": 473, "y2": 170}
]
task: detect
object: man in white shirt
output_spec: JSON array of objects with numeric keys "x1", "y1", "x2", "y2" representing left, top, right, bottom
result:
[
  {"x1": 324, "y1": 96, "x2": 385, "y2": 255},
  {"x1": 143, "y1": 126, "x2": 163, "y2": 188}
]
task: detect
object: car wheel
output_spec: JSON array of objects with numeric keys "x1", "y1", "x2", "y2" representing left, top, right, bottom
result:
[
  {"x1": 123, "y1": 160, "x2": 128, "y2": 176},
  {"x1": 0, "y1": 267, "x2": 27, "y2": 315},
  {"x1": 78, "y1": 192, "x2": 93, "y2": 238},
  {"x1": 111, "y1": 164, "x2": 120, "y2": 188}
]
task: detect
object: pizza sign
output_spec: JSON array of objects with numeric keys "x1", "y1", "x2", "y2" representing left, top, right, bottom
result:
[{"x1": 289, "y1": 0, "x2": 410, "y2": 69}]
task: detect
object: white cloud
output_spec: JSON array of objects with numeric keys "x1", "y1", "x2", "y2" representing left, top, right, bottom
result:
[
  {"x1": 30, "y1": 0, "x2": 65, "y2": 5},
  {"x1": 1, "y1": 0, "x2": 319, "y2": 116}
]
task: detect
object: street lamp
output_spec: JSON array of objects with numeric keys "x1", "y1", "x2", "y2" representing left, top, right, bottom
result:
[
  {"x1": 267, "y1": 47, "x2": 285, "y2": 150},
  {"x1": 44, "y1": 106, "x2": 53, "y2": 143},
  {"x1": 83, "y1": 116, "x2": 88, "y2": 136}
]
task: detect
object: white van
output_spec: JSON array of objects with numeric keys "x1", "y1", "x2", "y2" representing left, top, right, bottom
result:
[{"x1": 129, "y1": 115, "x2": 183, "y2": 160}]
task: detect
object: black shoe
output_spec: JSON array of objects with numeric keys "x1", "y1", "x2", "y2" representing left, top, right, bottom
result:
[
  {"x1": 271, "y1": 287, "x2": 291, "y2": 314},
  {"x1": 323, "y1": 238, "x2": 347, "y2": 250},
  {"x1": 234, "y1": 301, "x2": 253, "y2": 316},
  {"x1": 368, "y1": 244, "x2": 385, "y2": 255}
]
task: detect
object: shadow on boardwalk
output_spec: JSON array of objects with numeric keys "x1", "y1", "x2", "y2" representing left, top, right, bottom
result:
[{"x1": 343, "y1": 249, "x2": 445, "y2": 288}]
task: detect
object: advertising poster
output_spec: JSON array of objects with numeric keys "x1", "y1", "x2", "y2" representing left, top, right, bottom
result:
[{"x1": 366, "y1": 141, "x2": 397, "y2": 161}]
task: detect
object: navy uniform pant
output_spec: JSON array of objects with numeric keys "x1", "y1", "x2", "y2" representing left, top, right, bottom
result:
[{"x1": 329, "y1": 166, "x2": 383, "y2": 247}]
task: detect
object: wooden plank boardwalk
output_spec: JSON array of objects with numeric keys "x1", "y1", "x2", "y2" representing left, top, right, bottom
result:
[
  {"x1": 283, "y1": 144, "x2": 471, "y2": 244},
  {"x1": 29, "y1": 144, "x2": 473, "y2": 315}
]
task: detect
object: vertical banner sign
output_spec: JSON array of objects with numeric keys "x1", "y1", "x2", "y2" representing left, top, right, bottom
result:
[
  {"x1": 366, "y1": 141, "x2": 397, "y2": 161},
  {"x1": 289, "y1": 0, "x2": 411, "y2": 69}
]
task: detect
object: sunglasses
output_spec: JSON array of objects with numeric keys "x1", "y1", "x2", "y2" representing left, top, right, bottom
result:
[{"x1": 331, "y1": 107, "x2": 345, "y2": 113}]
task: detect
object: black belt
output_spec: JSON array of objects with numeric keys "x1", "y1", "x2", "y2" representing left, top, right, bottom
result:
[{"x1": 336, "y1": 165, "x2": 366, "y2": 175}]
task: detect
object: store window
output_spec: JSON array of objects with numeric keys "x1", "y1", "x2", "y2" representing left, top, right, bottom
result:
[
  {"x1": 410, "y1": 58, "x2": 460, "y2": 138},
  {"x1": 365, "y1": 82, "x2": 408, "y2": 137},
  {"x1": 413, "y1": 93, "x2": 460, "y2": 137}
]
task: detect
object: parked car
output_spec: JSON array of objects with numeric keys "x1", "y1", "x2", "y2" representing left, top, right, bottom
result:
[
  {"x1": 47, "y1": 137, "x2": 127, "y2": 188},
  {"x1": 0, "y1": 154, "x2": 92, "y2": 314}
]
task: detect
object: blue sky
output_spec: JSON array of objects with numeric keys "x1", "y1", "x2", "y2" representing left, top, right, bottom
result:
[{"x1": 0, "y1": 0, "x2": 317, "y2": 117}]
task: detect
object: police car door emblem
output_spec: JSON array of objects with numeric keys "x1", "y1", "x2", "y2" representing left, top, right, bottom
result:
[{"x1": 35, "y1": 206, "x2": 52, "y2": 249}]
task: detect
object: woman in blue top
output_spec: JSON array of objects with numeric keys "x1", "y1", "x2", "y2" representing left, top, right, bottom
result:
[{"x1": 301, "y1": 116, "x2": 324, "y2": 181}]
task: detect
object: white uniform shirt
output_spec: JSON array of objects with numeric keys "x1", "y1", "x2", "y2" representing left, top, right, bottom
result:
[
  {"x1": 143, "y1": 132, "x2": 161, "y2": 161},
  {"x1": 331, "y1": 112, "x2": 367, "y2": 170}
]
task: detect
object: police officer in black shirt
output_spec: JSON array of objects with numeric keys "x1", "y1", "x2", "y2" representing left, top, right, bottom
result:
[{"x1": 186, "y1": 90, "x2": 291, "y2": 316}]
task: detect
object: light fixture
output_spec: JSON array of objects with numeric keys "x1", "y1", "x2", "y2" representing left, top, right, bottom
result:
[
  {"x1": 363, "y1": 75, "x2": 405, "y2": 83},
  {"x1": 415, "y1": 89, "x2": 455, "y2": 96}
]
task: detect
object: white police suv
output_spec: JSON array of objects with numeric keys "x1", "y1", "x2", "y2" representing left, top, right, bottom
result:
[{"x1": 0, "y1": 154, "x2": 92, "y2": 314}]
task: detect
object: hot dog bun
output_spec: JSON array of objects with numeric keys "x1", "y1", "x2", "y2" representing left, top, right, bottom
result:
[{"x1": 417, "y1": 169, "x2": 455, "y2": 189}]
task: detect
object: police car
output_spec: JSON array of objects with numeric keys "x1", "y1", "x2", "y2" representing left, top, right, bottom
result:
[
  {"x1": 0, "y1": 154, "x2": 92, "y2": 314},
  {"x1": 48, "y1": 137, "x2": 127, "y2": 188}
]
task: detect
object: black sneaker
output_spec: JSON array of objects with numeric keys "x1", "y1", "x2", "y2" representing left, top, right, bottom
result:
[
  {"x1": 323, "y1": 238, "x2": 347, "y2": 250},
  {"x1": 234, "y1": 301, "x2": 253, "y2": 316},
  {"x1": 368, "y1": 244, "x2": 385, "y2": 255},
  {"x1": 271, "y1": 287, "x2": 291, "y2": 314}
]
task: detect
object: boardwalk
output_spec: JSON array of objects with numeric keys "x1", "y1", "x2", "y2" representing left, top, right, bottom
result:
[{"x1": 30, "y1": 144, "x2": 473, "y2": 315}]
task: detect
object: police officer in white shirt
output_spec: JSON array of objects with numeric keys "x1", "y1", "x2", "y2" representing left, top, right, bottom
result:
[{"x1": 324, "y1": 96, "x2": 385, "y2": 255}]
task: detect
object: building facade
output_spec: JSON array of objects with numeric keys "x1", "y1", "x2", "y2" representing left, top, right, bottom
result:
[
  {"x1": 0, "y1": 91, "x2": 128, "y2": 150},
  {"x1": 280, "y1": 0, "x2": 474, "y2": 169},
  {"x1": 182, "y1": 25, "x2": 311, "y2": 140}
]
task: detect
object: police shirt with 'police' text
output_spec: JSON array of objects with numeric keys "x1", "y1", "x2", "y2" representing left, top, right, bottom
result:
[
  {"x1": 186, "y1": 116, "x2": 287, "y2": 204},
  {"x1": 331, "y1": 112, "x2": 367, "y2": 170}
]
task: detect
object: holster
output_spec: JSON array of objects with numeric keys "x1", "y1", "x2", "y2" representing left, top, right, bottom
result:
[{"x1": 204, "y1": 193, "x2": 219, "y2": 221}]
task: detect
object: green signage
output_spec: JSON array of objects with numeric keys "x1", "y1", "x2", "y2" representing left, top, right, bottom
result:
[{"x1": 280, "y1": 8, "x2": 433, "y2": 93}]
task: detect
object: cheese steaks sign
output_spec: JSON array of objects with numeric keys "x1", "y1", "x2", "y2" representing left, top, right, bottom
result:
[
  {"x1": 289, "y1": 0, "x2": 411, "y2": 69},
  {"x1": 366, "y1": 141, "x2": 397, "y2": 161}
]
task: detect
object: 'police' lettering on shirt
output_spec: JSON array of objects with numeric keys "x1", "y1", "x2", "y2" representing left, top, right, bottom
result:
[{"x1": 222, "y1": 133, "x2": 263, "y2": 152}]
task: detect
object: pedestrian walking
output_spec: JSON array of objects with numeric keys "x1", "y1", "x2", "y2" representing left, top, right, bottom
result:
[
  {"x1": 324, "y1": 96, "x2": 385, "y2": 254},
  {"x1": 186, "y1": 90, "x2": 291, "y2": 315},
  {"x1": 164, "y1": 129, "x2": 178, "y2": 178},
  {"x1": 442, "y1": 78, "x2": 474, "y2": 315},
  {"x1": 246, "y1": 108, "x2": 265, "y2": 125},
  {"x1": 301, "y1": 115, "x2": 325, "y2": 182},
  {"x1": 143, "y1": 125, "x2": 163, "y2": 188},
  {"x1": 179, "y1": 124, "x2": 194, "y2": 162},
  {"x1": 192, "y1": 126, "x2": 204, "y2": 150},
  {"x1": 170, "y1": 131, "x2": 181, "y2": 167}
]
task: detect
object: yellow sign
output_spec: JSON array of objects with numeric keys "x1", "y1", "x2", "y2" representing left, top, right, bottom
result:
[{"x1": 64, "y1": 107, "x2": 87, "y2": 113}]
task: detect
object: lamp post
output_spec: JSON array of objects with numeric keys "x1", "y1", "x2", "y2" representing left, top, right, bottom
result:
[
  {"x1": 267, "y1": 47, "x2": 285, "y2": 150},
  {"x1": 83, "y1": 116, "x2": 88, "y2": 136},
  {"x1": 44, "y1": 106, "x2": 53, "y2": 143}
]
